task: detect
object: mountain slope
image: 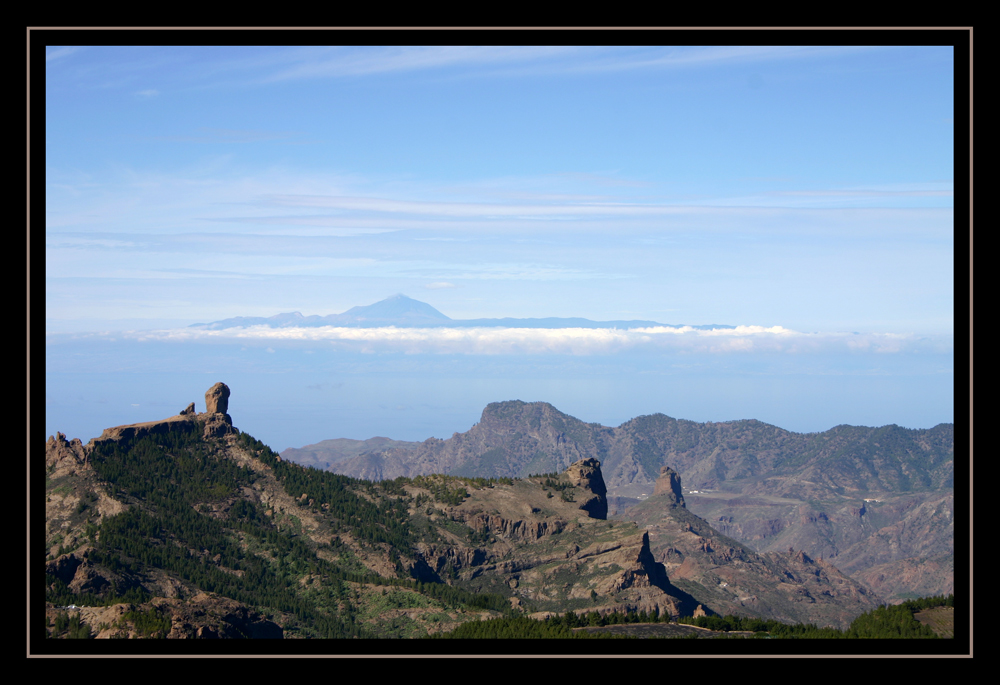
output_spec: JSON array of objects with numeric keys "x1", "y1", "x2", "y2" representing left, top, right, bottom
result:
[
  {"x1": 624, "y1": 467, "x2": 881, "y2": 628},
  {"x1": 44, "y1": 385, "x2": 706, "y2": 640},
  {"x1": 314, "y1": 400, "x2": 954, "y2": 602}
]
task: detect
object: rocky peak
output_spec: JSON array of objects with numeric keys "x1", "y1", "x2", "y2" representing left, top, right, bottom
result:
[
  {"x1": 652, "y1": 465, "x2": 686, "y2": 508},
  {"x1": 478, "y1": 400, "x2": 563, "y2": 425},
  {"x1": 91, "y1": 383, "x2": 236, "y2": 445},
  {"x1": 45, "y1": 432, "x2": 90, "y2": 474},
  {"x1": 565, "y1": 457, "x2": 608, "y2": 519},
  {"x1": 205, "y1": 382, "x2": 230, "y2": 415}
]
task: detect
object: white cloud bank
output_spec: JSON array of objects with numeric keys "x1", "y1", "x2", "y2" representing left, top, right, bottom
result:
[{"x1": 118, "y1": 324, "x2": 951, "y2": 356}]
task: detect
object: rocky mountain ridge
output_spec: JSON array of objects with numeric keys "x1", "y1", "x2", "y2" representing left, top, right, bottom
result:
[
  {"x1": 42, "y1": 386, "x2": 688, "y2": 639},
  {"x1": 294, "y1": 399, "x2": 954, "y2": 602},
  {"x1": 43, "y1": 384, "x2": 889, "y2": 640}
]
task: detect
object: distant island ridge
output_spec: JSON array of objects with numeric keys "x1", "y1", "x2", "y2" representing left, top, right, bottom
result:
[{"x1": 190, "y1": 294, "x2": 736, "y2": 330}]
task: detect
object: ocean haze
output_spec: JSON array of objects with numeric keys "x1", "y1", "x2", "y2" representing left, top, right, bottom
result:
[
  {"x1": 44, "y1": 296, "x2": 954, "y2": 454},
  {"x1": 44, "y1": 340, "x2": 953, "y2": 454},
  {"x1": 41, "y1": 42, "x2": 958, "y2": 456}
]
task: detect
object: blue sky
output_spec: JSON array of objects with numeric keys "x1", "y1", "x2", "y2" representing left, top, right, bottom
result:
[{"x1": 43, "y1": 42, "x2": 957, "y2": 451}]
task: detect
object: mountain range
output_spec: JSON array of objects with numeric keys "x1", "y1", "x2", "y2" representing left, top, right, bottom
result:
[
  {"x1": 189, "y1": 294, "x2": 736, "y2": 330},
  {"x1": 283, "y1": 400, "x2": 955, "y2": 605},
  {"x1": 42, "y1": 382, "x2": 937, "y2": 646}
]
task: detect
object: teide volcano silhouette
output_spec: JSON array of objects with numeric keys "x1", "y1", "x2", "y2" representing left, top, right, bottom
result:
[
  {"x1": 190, "y1": 294, "x2": 452, "y2": 330},
  {"x1": 190, "y1": 294, "x2": 733, "y2": 330}
]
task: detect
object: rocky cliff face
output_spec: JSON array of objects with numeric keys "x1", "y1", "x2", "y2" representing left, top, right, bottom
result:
[
  {"x1": 331, "y1": 401, "x2": 617, "y2": 481},
  {"x1": 399, "y1": 459, "x2": 695, "y2": 619},
  {"x1": 624, "y1": 467, "x2": 882, "y2": 629},
  {"x1": 45, "y1": 433, "x2": 127, "y2": 559},
  {"x1": 89, "y1": 382, "x2": 236, "y2": 444},
  {"x1": 315, "y1": 401, "x2": 953, "y2": 603},
  {"x1": 326, "y1": 404, "x2": 953, "y2": 499},
  {"x1": 652, "y1": 466, "x2": 685, "y2": 507},
  {"x1": 564, "y1": 458, "x2": 608, "y2": 519}
]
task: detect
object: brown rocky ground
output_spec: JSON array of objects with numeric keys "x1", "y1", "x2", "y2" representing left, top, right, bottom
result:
[
  {"x1": 621, "y1": 468, "x2": 882, "y2": 630},
  {"x1": 402, "y1": 465, "x2": 696, "y2": 619},
  {"x1": 314, "y1": 400, "x2": 954, "y2": 606}
]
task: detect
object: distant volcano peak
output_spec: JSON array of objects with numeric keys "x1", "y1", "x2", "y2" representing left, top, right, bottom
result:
[{"x1": 339, "y1": 294, "x2": 451, "y2": 323}]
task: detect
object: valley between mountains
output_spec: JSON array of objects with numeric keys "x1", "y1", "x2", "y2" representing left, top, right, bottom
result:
[{"x1": 42, "y1": 383, "x2": 955, "y2": 642}]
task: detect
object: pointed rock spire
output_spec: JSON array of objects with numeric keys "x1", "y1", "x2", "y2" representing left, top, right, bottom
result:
[{"x1": 653, "y1": 466, "x2": 686, "y2": 508}]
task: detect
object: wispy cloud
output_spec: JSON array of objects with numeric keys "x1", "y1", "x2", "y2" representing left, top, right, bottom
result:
[
  {"x1": 45, "y1": 159, "x2": 954, "y2": 240},
  {"x1": 250, "y1": 46, "x2": 880, "y2": 84},
  {"x1": 46, "y1": 46, "x2": 82, "y2": 62},
  {"x1": 138, "y1": 127, "x2": 310, "y2": 144},
  {"x1": 43, "y1": 45, "x2": 894, "y2": 98},
  {"x1": 261, "y1": 192, "x2": 953, "y2": 220},
  {"x1": 257, "y1": 46, "x2": 576, "y2": 83}
]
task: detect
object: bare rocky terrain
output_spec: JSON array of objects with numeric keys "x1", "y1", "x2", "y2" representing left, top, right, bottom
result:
[{"x1": 293, "y1": 400, "x2": 954, "y2": 603}]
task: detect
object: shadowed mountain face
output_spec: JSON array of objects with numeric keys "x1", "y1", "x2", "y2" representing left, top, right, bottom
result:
[
  {"x1": 321, "y1": 400, "x2": 953, "y2": 496},
  {"x1": 624, "y1": 468, "x2": 881, "y2": 629},
  {"x1": 304, "y1": 400, "x2": 953, "y2": 603}
]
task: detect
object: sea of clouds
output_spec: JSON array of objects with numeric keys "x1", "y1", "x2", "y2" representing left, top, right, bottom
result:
[{"x1": 106, "y1": 324, "x2": 950, "y2": 356}]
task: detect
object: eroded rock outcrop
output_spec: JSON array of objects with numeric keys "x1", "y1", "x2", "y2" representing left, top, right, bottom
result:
[
  {"x1": 653, "y1": 465, "x2": 686, "y2": 508},
  {"x1": 565, "y1": 458, "x2": 608, "y2": 519},
  {"x1": 89, "y1": 383, "x2": 236, "y2": 444},
  {"x1": 45, "y1": 546, "x2": 139, "y2": 597},
  {"x1": 205, "y1": 382, "x2": 230, "y2": 415},
  {"x1": 467, "y1": 512, "x2": 566, "y2": 542},
  {"x1": 46, "y1": 432, "x2": 89, "y2": 475}
]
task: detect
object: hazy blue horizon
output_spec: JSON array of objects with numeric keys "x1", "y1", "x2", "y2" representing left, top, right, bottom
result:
[{"x1": 42, "y1": 40, "x2": 957, "y2": 452}]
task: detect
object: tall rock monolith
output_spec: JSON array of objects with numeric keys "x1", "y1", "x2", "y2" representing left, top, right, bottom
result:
[
  {"x1": 653, "y1": 466, "x2": 686, "y2": 508},
  {"x1": 565, "y1": 458, "x2": 608, "y2": 520},
  {"x1": 205, "y1": 383, "x2": 230, "y2": 415}
]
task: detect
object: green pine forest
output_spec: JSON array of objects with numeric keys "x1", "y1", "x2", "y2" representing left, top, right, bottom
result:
[
  {"x1": 46, "y1": 424, "x2": 513, "y2": 638},
  {"x1": 429, "y1": 594, "x2": 955, "y2": 639}
]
